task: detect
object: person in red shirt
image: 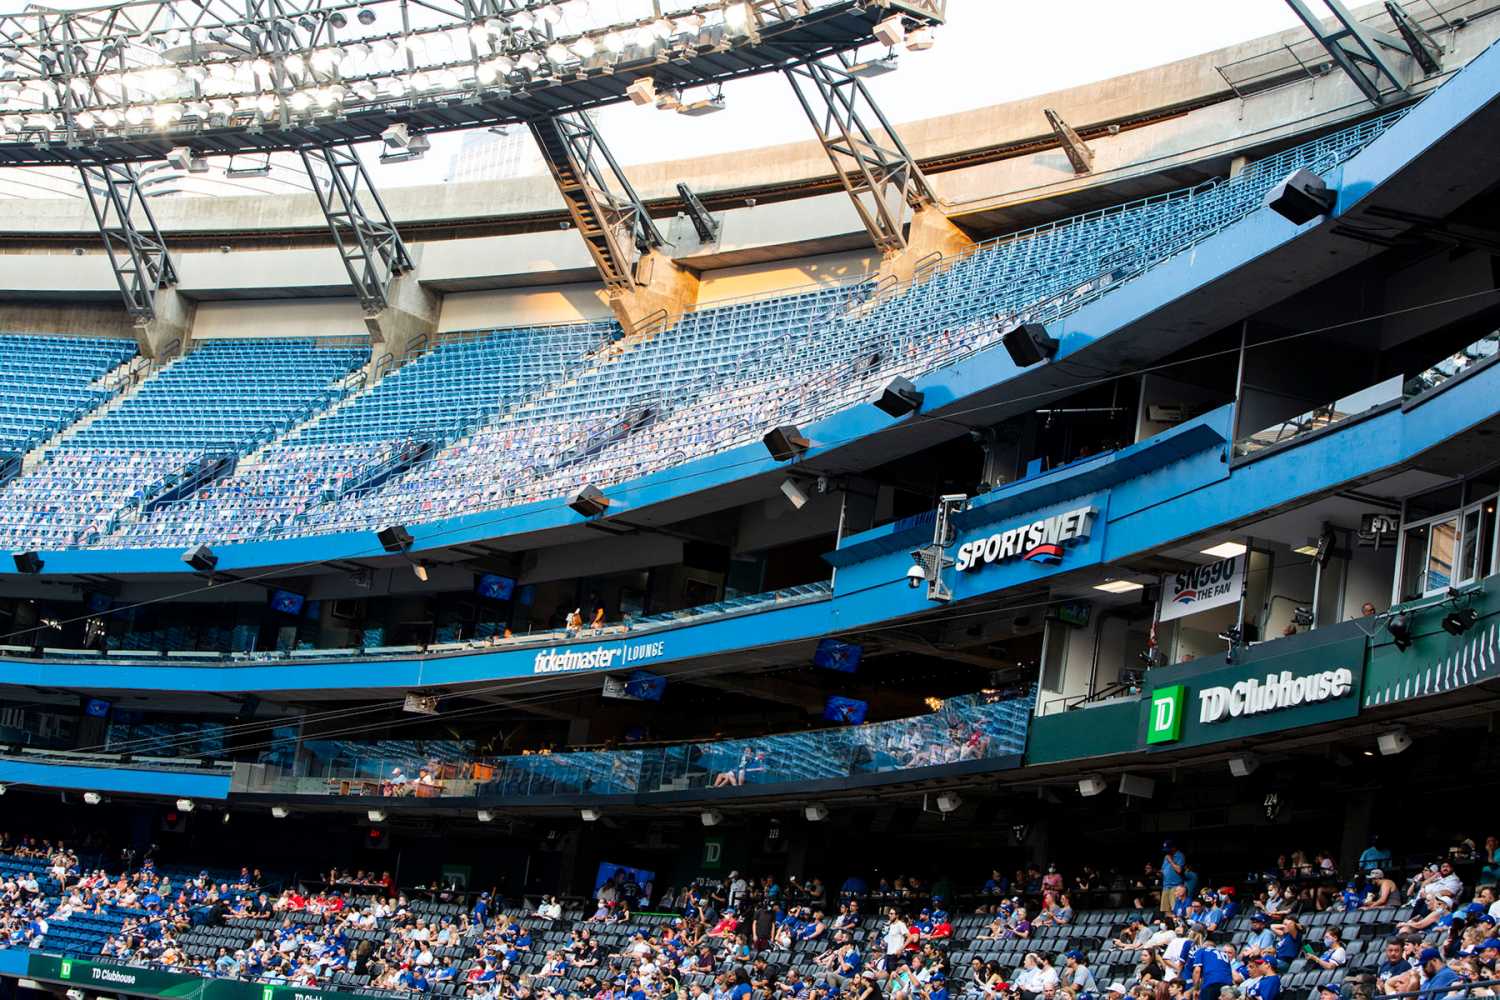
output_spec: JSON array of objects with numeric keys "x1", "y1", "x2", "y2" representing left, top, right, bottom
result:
[{"x1": 706, "y1": 910, "x2": 740, "y2": 940}]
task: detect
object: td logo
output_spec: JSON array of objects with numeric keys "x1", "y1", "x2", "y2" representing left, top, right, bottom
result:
[
  {"x1": 1147, "y1": 685, "x2": 1185, "y2": 744},
  {"x1": 60, "y1": 960, "x2": 72, "y2": 979}
]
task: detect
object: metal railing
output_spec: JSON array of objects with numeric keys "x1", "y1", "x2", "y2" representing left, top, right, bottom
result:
[{"x1": 232, "y1": 689, "x2": 1033, "y2": 801}]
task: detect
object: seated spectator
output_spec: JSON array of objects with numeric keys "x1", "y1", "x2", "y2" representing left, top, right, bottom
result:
[{"x1": 1306, "y1": 927, "x2": 1346, "y2": 970}]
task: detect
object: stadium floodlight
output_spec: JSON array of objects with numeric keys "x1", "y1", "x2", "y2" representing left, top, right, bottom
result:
[
  {"x1": 379, "y1": 133, "x2": 431, "y2": 165},
  {"x1": 904, "y1": 27, "x2": 935, "y2": 51},
  {"x1": 580, "y1": 808, "x2": 603, "y2": 822},
  {"x1": 175, "y1": 798, "x2": 195, "y2": 812},
  {"x1": 270, "y1": 806, "x2": 290, "y2": 819},
  {"x1": 1377, "y1": 727, "x2": 1412, "y2": 756},
  {"x1": 1077, "y1": 775, "x2": 1107, "y2": 797},
  {"x1": 873, "y1": 376, "x2": 924, "y2": 418},
  {"x1": 165, "y1": 146, "x2": 207, "y2": 173},
  {"x1": 181, "y1": 543, "x2": 217, "y2": 572},
  {"x1": 780, "y1": 479, "x2": 810, "y2": 510},
  {"x1": 377, "y1": 524, "x2": 414, "y2": 553},
  {"x1": 873, "y1": 15, "x2": 906, "y2": 47},
  {"x1": 1386, "y1": 613, "x2": 1413, "y2": 651},
  {"x1": 381, "y1": 123, "x2": 412, "y2": 150},
  {"x1": 1265, "y1": 168, "x2": 1336, "y2": 225},
  {"x1": 82, "y1": 791, "x2": 103, "y2": 805},
  {"x1": 1228, "y1": 754, "x2": 1260, "y2": 778},
  {"x1": 626, "y1": 77, "x2": 657, "y2": 106},
  {"x1": 700, "y1": 810, "x2": 724, "y2": 827},
  {"x1": 568, "y1": 484, "x2": 610, "y2": 518},
  {"x1": 410, "y1": 560, "x2": 429, "y2": 582},
  {"x1": 848, "y1": 54, "x2": 900, "y2": 79},
  {"x1": 1442, "y1": 607, "x2": 1479, "y2": 636},
  {"x1": 12, "y1": 551, "x2": 42, "y2": 574},
  {"x1": 1002, "y1": 323, "x2": 1060, "y2": 367},
  {"x1": 676, "y1": 94, "x2": 726, "y2": 117},
  {"x1": 0, "y1": 783, "x2": 7, "y2": 796},
  {"x1": 804, "y1": 803, "x2": 829, "y2": 822},
  {"x1": 476, "y1": 810, "x2": 494, "y2": 823},
  {"x1": 763, "y1": 425, "x2": 810, "y2": 462},
  {"x1": 934, "y1": 791, "x2": 962, "y2": 814},
  {"x1": 367, "y1": 809, "x2": 387, "y2": 822}
]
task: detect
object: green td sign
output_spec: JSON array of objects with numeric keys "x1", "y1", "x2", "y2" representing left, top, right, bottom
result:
[{"x1": 1146, "y1": 684, "x2": 1184, "y2": 744}]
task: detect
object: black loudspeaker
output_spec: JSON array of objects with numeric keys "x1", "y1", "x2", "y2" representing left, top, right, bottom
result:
[
  {"x1": 1264, "y1": 168, "x2": 1335, "y2": 225},
  {"x1": 377, "y1": 524, "x2": 414, "y2": 553},
  {"x1": 1002, "y1": 323, "x2": 1060, "y2": 368},
  {"x1": 12, "y1": 551, "x2": 42, "y2": 574},
  {"x1": 873, "y1": 376, "x2": 924, "y2": 418},
  {"x1": 568, "y1": 485, "x2": 610, "y2": 518},
  {"x1": 762, "y1": 425, "x2": 810, "y2": 462},
  {"x1": 181, "y1": 544, "x2": 218, "y2": 573}
]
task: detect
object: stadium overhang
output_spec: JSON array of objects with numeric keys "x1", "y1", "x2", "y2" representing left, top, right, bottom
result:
[{"x1": 0, "y1": 1, "x2": 944, "y2": 167}]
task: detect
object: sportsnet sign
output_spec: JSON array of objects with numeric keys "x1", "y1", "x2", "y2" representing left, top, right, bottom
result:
[
  {"x1": 533, "y1": 639, "x2": 666, "y2": 675},
  {"x1": 955, "y1": 506, "x2": 1096, "y2": 573},
  {"x1": 1158, "y1": 555, "x2": 1242, "y2": 623}
]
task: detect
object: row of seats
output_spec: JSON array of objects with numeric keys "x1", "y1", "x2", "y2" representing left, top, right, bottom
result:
[{"x1": 0, "y1": 110, "x2": 1407, "y2": 552}]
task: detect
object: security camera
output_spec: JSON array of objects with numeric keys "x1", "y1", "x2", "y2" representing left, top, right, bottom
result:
[{"x1": 907, "y1": 563, "x2": 926, "y2": 588}]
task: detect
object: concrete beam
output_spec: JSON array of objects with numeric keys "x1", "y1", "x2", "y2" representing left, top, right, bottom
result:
[
  {"x1": 609, "y1": 251, "x2": 702, "y2": 335},
  {"x1": 685, "y1": 673, "x2": 827, "y2": 714}
]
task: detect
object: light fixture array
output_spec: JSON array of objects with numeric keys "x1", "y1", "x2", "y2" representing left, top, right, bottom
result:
[{"x1": 0, "y1": 0, "x2": 757, "y2": 140}]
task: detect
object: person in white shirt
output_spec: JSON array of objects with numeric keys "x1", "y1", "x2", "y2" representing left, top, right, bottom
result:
[
  {"x1": 728, "y1": 872, "x2": 749, "y2": 910},
  {"x1": 884, "y1": 910, "x2": 911, "y2": 969}
]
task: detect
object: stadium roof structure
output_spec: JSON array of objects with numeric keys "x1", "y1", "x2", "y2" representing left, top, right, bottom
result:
[{"x1": 0, "y1": 0, "x2": 944, "y2": 167}]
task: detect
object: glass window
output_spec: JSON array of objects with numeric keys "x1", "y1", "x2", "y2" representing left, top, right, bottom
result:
[
  {"x1": 1427, "y1": 517, "x2": 1459, "y2": 592},
  {"x1": 1482, "y1": 498, "x2": 1498, "y2": 581},
  {"x1": 1400, "y1": 523, "x2": 1430, "y2": 602},
  {"x1": 1460, "y1": 507, "x2": 1484, "y2": 585}
]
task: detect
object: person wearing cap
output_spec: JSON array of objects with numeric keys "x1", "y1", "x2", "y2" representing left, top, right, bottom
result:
[
  {"x1": 1064, "y1": 950, "x2": 1098, "y2": 999},
  {"x1": 1106, "y1": 984, "x2": 1129, "y2": 999},
  {"x1": 1241, "y1": 956, "x2": 1279, "y2": 1000},
  {"x1": 1419, "y1": 946, "x2": 1464, "y2": 1000},
  {"x1": 1161, "y1": 842, "x2": 1187, "y2": 913},
  {"x1": 1362, "y1": 869, "x2": 1400, "y2": 909}
]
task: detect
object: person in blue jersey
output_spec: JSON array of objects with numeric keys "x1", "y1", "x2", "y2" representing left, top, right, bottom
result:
[
  {"x1": 1419, "y1": 947, "x2": 1466, "y2": 1000},
  {"x1": 1242, "y1": 956, "x2": 1280, "y2": 1000},
  {"x1": 1191, "y1": 934, "x2": 1233, "y2": 1000}
]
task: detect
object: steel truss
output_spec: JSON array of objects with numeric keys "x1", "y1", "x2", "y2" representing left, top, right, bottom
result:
[
  {"x1": 1283, "y1": 0, "x2": 1429, "y2": 105},
  {"x1": 77, "y1": 160, "x2": 178, "y2": 322},
  {"x1": 298, "y1": 142, "x2": 413, "y2": 315},
  {"x1": 530, "y1": 112, "x2": 663, "y2": 296},
  {"x1": 785, "y1": 49, "x2": 935, "y2": 254}
]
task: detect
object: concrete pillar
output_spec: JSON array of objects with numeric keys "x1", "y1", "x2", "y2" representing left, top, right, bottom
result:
[
  {"x1": 134, "y1": 284, "x2": 195, "y2": 359},
  {"x1": 609, "y1": 251, "x2": 702, "y2": 337},
  {"x1": 877, "y1": 207, "x2": 976, "y2": 286},
  {"x1": 364, "y1": 268, "x2": 441, "y2": 360}
]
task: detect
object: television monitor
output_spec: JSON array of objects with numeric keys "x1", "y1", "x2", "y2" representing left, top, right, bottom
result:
[
  {"x1": 813, "y1": 638, "x2": 863, "y2": 673},
  {"x1": 84, "y1": 592, "x2": 113, "y2": 614},
  {"x1": 84, "y1": 697, "x2": 111, "y2": 719},
  {"x1": 476, "y1": 573, "x2": 516, "y2": 601},
  {"x1": 623, "y1": 671, "x2": 666, "y2": 702},
  {"x1": 595, "y1": 862, "x2": 655, "y2": 893},
  {"x1": 824, "y1": 695, "x2": 869, "y2": 725},
  {"x1": 1053, "y1": 601, "x2": 1092, "y2": 628},
  {"x1": 269, "y1": 589, "x2": 305, "y2": 615}
]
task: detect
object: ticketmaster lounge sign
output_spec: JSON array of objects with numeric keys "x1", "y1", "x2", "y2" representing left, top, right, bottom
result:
[
  {"x1": 28, "y1": 954, "x2": 356, "y2": 1000},
  {"x1": 1142, "y1": 628, "x2": 1367, "y2": 750}
]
